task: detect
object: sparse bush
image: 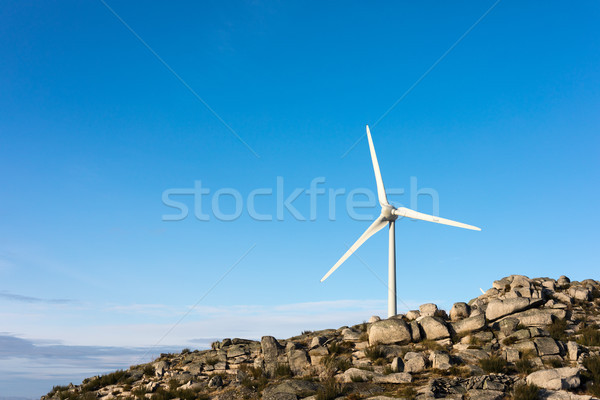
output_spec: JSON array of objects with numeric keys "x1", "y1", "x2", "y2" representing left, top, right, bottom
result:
[
  {"x1": 582, "y1": 355, "x2": 600, "y2": 397},
  {"x1": 315, "y1": 378, "x2": 345, "y2": 400},
  {"x1": 513, "y1": 383, "x2": 540, "y2": 400},
  {"x1": 383, "y1": 365, "x2": 394, "y2": 375},
  {"x1": 502, "y1": 336, "x2": 518, "y2": 346},
  {"x1": 448, "y1": 366, "x2": 471, "y2": 377},
  {"x1": 396, "y1": 385, "x2": 417, "y2": 400},
  {"x1": 364, "y1": 345, "x2": 386, "y2": 362},
  {"x1": 421, "y1": 339, "x2": 444, "y2": 351},
  {"x1": 350, "y1": 374, "x2": 367, "y2": 382},
  {"x1": 82, "y1": 370, "x2": 132, "y2": 391},
  {"x1": 181, "y1": 347, "x2": 191, "y2": 354},
  {"x1": 359, "y1": 332, "x2": 369, "y2": 342},
  {"x1": 274, "y1": 363, "x2": 293, "y2": 378},
  {"x1": 239, "y1": 365, "x2": 268, "y2": 392},
  {"x1": 322, "y1": 354, "x2": 352, "y2": 373},
  {"x1": 577, "y1": 325, "x2": 600, "y2": 346},
  {"x1": 547, "y1": 319, "x2": 568, "y2": 341},
  {"x1": 205, "y1": 356, "x2": 219, "y2": 366},
  {"x1": 143, "y1": 364, "x2": 155, "y2": 376},
  {"x1": 301, "y1": 330, "x2": 313, "y2": 335},
  {"x1": 131, "y1": 387, "x2": 147, "y2": 399},
  {"x1": 515, "y1": 359, "x2": 534, "y2": 375},
  {"x1": 479, "y1": 356, "x2": 507, "y2": 373},
  {"x1": 546, "y1": 358, "x2": 563, "y2": 368}
]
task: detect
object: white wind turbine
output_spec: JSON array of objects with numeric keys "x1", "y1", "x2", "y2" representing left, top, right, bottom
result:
[{"x1": 321, "y1": 125, "x2": 481, "y2": 318}]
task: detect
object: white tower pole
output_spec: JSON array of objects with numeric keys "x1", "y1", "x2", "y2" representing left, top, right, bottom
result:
[{"x1": 388, "y1": 220, "x2": 397, "y2": 318}]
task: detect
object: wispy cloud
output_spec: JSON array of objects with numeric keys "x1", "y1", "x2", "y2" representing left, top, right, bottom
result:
[{"x1": 0, "y1": 291, "x2": 74, "y2": 304}]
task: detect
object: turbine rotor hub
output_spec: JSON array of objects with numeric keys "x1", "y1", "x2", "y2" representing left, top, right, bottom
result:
[{"x1": 381, "y1": 204, "x2": 398, "y2": 221}]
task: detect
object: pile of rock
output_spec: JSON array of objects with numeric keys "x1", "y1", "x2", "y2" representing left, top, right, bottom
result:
[{"x1": 44, "y1": 275, "x2": 600, "y2": 400}]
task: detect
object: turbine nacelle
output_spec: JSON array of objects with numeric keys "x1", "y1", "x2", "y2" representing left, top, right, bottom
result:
[{"x1": 381, "y1": 204, "x2": 398, "y2": 221}]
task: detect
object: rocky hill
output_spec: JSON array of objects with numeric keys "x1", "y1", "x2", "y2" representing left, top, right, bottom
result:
[{"x1": 44, "y1": 275, "x2": 600, "y2": 400}]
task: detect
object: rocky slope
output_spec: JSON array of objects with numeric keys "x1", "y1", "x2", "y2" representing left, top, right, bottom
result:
[{"x1": 45, "y1": 275, "x2": 600, "y2": 400}]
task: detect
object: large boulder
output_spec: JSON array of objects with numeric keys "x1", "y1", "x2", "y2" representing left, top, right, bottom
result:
[
  {"x1": 450, "y1": 302, "x2": 470, "y2": 320},
  {"x1": 287, "y1": 348, "x2": 310, "y2": 375},
  {"x1": 419, "y1": 303, "x2": 438, "y2": 317},
  {"x1": 451, "y1": 314, "x2": 486, "y2": 335},
  {"x1": 485, "y1": 298, "x2": 531, "y2": 321},
  {"x1": 534, "y1": 337, "x2": 560, "y2": 356},
  {"x1": 526, "y1": 367, "x2": 581, "y2": 390},
  {"x1": 369, "y1": 319, "x2": 412, "y2": 345},
  {"x1": 403, "y1": 352, "x2": 427, "y2": 373},
  {"x1": 418, "y1": 316, "x2": 450, "y2": 340},
  {"x1": 261, "y1": 336, "x2": 283, "y2": 373},
  {"x1": 510, "y1": 309, "x2": 554, "y2": 327}
]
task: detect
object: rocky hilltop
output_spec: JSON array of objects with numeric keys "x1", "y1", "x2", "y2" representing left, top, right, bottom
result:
[{"x1": 45, "y1": 275, "x2": 600, "y2": 400}]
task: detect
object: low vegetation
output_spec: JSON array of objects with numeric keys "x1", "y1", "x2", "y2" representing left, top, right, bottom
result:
[
  {"x1": 479, "y1": 356, "x2": 507, "y2": 373},
  {"x1": 513, "y1": 383, "x2": 540, "y2": 400}
]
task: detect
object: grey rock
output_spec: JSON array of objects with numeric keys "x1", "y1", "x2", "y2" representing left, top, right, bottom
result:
[
  {"x1": 372, "y1": 372, "x2": 412, "y2": 383},
  {"x1": 451, "y1": 314, "x2": 486, "y2": 335},
  {"x1": 208, "y1": 375, "x2": 223, "y2": 388},
  {"x1": 557, "y1": 276, "x2": 570, "y2": 286},
  {"x1": 450, "y1": 302, "x2": 470, "y2": 321},
  {"x1": 486, "y1": 298, "x2": 531, "y2": 321},
  {"x1": 418, "y1": 316, "x2": 450, "y2": 340},
  {"x1": 310, "y1": 336, "x2": 326, "y2": 348},
  {"x1": 369, "y1": 318, "x2": 412, "y2": 345},
  {"x1": 567, "y1": 341, "x2": 579, "y2": 362},
  {"x1": 263, "y1": 379, "x2": 318, "y2": 399},
  {"x1": 342, "y1": 328, "x2": 362, "y2": 342},
  {"x1": 287, "y1": 348, "x2": 309, "y2": 375},
  {"x1": 526, "y1": 367, "x2": 581, "y2": 390},
  {"x1": 540, "y1": 389, "x2": 593, "y2": 400},
  {"x1": 497, "y1": 317, "x2": 520, "y2": 335},
  {"x1": 534, "y1": 337, "x2": 560, "y2": 356},
  {"x1": 467, "y1": 389, "x2": 505, "y2": 400},
  {"x1": 568, "y1": 287, "x2": 590, "y2": 301},
  {"x1": 420, "y1": 303, "x2": 438, "y2": 317},
  {"x1": 510, "y1": 309, "x2": 554, "y2": 327},
  {"x1": 339, "y1": 367, "x2": 373, "y2": 383},
  {"x1": 369, "y1": 315, "x2": 381, "y2": 323},
  {"x1": 391, "y1": 357, "x2": 404, "y2": 372},
  {"x1": 403, "y1": 352, "x2": 427, "y2": 373},
  {"x1": 406, "y1": 310, "x2": 421, "y2": 320},
  {"x1": 410, "y1": 320, "x2": 422, "y2": 342},
  {"x1": 431, "y1": 351, "x2": 452, "y2": 370}
]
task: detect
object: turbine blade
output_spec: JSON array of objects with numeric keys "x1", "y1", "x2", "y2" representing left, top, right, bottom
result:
[
  {"x1": 366, "y1": 125, "x2": 389, "y2": 206},
  {"x1": 321, "y1": 216, "x2": 388, "y2": 282},
  {"x1": 394, "y1": 207, "x2": 482, "y2": 231}
]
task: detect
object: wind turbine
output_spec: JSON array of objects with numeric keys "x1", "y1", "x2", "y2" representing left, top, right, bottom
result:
[{"x1": 320, "y1": 125, "x2": 481, "y2": 318}]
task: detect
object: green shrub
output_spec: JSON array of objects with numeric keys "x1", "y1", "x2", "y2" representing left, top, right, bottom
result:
[
  {"x1": 131, "y1": 387, "x2": 147, "y2": 399},
  {"x1": 205, "y1": 356, "x2": 219, "y2": 366},
  {"x1": 577, "y1": 325, "x2": 600, "y2": 346},
  {"x1": 364, "y1": 345, "x2": 386, "y2": 362},
  {"x1": 421, "y1": 339, "x2": 444, "y2": 351},
  {"x1": 583, "y1": 356, "x2": 600, "y2": 397},
  {"x1": 396, "y1": 385, "x2": 417, "y2": 400},
  {"x1": 316, "y1": 379, "x2": 345, "y2": 400},
  {"x1": 143, "y1": 364, "x2": 155, "y2": 376},
  {"x1": 479, "y1": 356, "x2": 507, "y2": 373},
  {"x1": 239, "y1": 365, "x2": 268, "y2": 392},
  {"x1": 274, "y1": 363, "x2": 293, "y2": 378},
  {"x1": 502, "y1": 336, "x2": 518, "y2": 346},
  {"x1": 82, "y1": 370, "x2": 131, "y2": 391},
  {"x1": 547, "y1": 319, "x2": 568, "y2": 341},
  {"x1": 515, "y1": 359, "x2": 534, "y2": 375},
  {"x1": 301, "y1": 330, "x2": 313, "y2": 335},
  {"x1": 513, "y1": 383, "x2": 540, "y2": 400},
  {"x1": 321, "y1": 354, "x2": 352, "y2": 373}
]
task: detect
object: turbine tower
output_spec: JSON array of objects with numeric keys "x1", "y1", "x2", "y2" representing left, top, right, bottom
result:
[{"x1": 321, "y1": 125, "x2": 481, "y2": 318}]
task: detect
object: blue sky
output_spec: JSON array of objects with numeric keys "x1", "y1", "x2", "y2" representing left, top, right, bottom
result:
[{"x1": 1, "y1": 1, "x2": 599, "y2": 397}]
